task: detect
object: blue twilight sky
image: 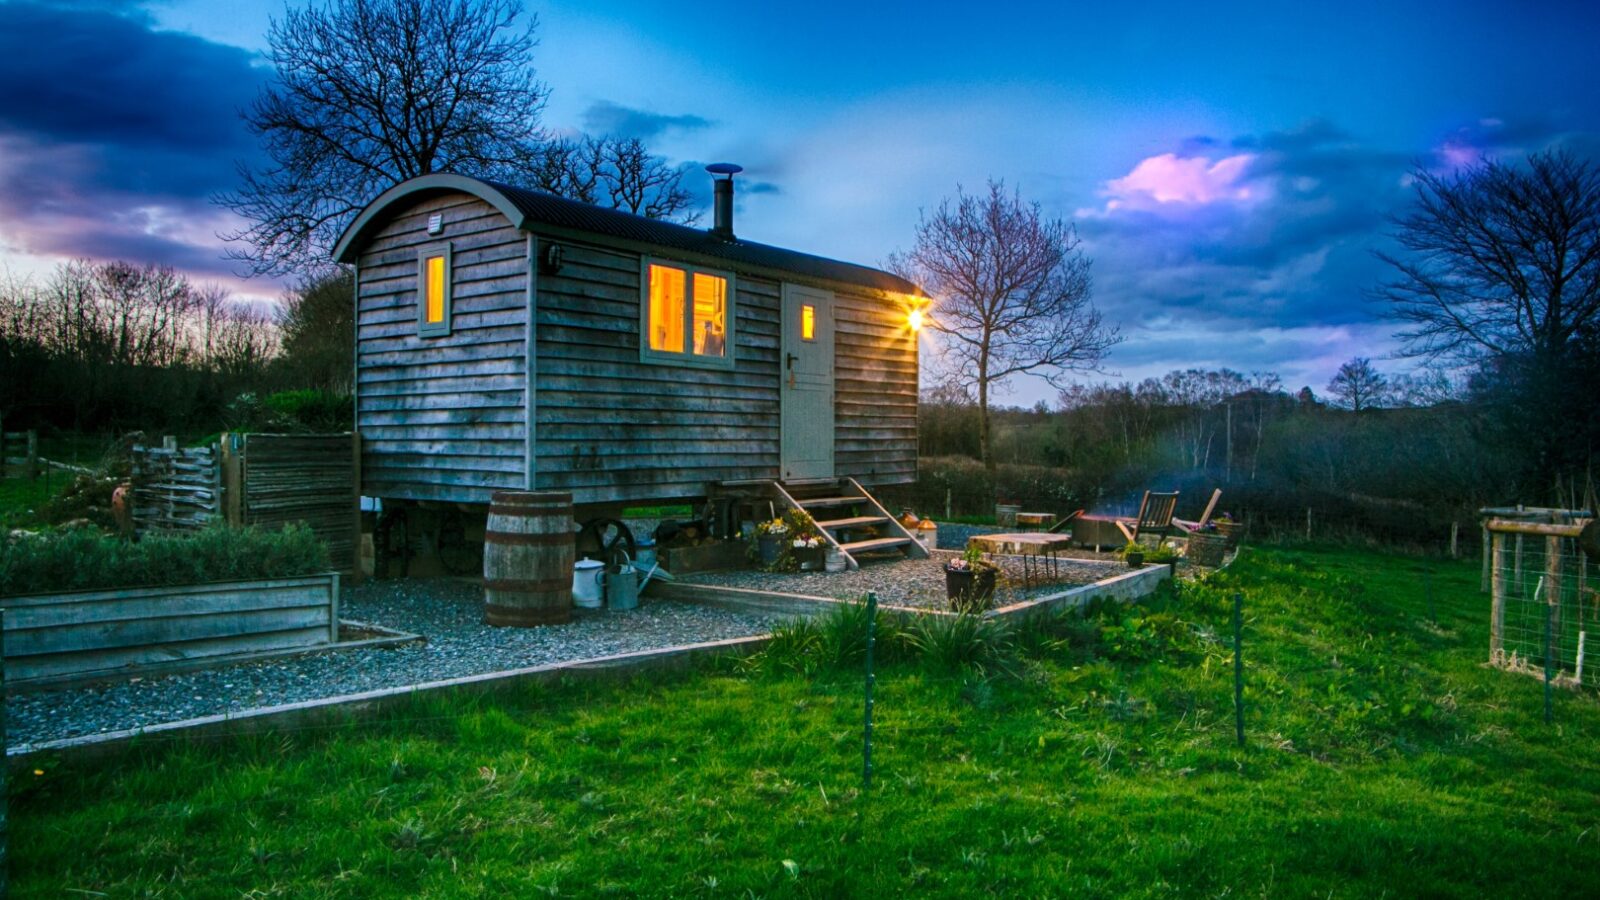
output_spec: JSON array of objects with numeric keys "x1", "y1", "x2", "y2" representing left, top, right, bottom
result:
[{"x1": 2, "y1": 0, "x2": 1599, "y2": 401}]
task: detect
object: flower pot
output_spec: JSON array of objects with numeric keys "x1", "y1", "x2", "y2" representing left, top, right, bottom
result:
[
  {"x1": 1125, "y1": 552, "x2": 1145, "y2": 569},
  {"x1": 1213, "y1": 521, "x2": 1243, "y2": 549},
  {"x1": 945, "y1": 566, "x2": 997, "y2": 611},
  {"x1": 824, "y1": 548, "x2": 847, "y2": 573},
  {"x1": 757, "y1": 535, "x2": 781, "y2": 564},
  {"x1": 1187, "y1": 532, "x2": 1228, "y2": 567}
]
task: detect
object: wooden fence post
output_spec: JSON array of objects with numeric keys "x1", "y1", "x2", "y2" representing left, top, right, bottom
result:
[
  {"x1": 1450, "y1": 521, "x2": 1459, "y2": 559},
  {"x1": 1481, "y1": 523, "x2": 1491, "y2": 592},
  {"x1": 1305, "y1": 507, "x2": 1312, "y2": 541},
  {"x1": 1490, "y1": 530, "x2": 1506, "y2": 663},
  {"x1": 23, "y1": 430, "x2": 37, "y2": 480},
  {"x1": 351, "y1": 432, "x2": 364, "y2": 586}
]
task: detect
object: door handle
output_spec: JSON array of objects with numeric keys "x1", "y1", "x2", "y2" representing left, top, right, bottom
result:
[{"x1": 786, "y1": 353, "x2": 798, "y2": 370}]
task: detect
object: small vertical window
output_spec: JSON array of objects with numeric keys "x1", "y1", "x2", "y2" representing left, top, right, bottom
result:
[
  {"x1": 801, "y1": 304, "x2": 815, "y2": 341},
  {"x1": 648, "y1": 263, "x2": 686, "y2": 353},
  {"x1": 642, "y1": 259, "x2": 734, "y2": 368},
  {"x1": 692, "y1": 272, "x2": 727, "y2": 357},
  {"x1": 417, "y1": 244, "x2": 452, "y2": 336}
]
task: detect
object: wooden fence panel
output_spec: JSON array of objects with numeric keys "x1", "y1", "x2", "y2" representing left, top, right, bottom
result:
[{"x1": 242, "y1": 433, "x2": 358, "y2": 573}]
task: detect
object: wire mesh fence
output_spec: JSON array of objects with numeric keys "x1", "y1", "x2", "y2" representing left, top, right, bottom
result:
[{"x1": 1488, "y1": 525, "x2": 1600, "y2": 689}]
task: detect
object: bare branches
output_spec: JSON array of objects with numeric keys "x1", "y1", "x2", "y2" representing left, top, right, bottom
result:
[
  {"x1": 890, "y1": 180, "x2": 1119, "y2": 466},
  {"x1": 530, "y1": 135, "x2": 697, "y2": 224},
  {"x1": 218, "y1": 0, "x2": 549, "y2": 275},
  {"x1": 1376, "y1": 150, "x2": 1600, "y2": 364},
  {"x1": 1326, "y1": 357, "x2": 1388, "y2": 412}
]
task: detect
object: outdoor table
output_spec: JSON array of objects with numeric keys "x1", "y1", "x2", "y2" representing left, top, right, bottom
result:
[
  {"x1": 1015, "y1": 511, "x2": 1056, "y2": 531},
  {"x1": 966, "y1": 533, "x2": 1075, "y2": 586}
]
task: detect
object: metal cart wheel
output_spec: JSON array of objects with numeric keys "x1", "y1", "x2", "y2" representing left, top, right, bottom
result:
[{"x1": 576, "y1": 517, "x2": 636, "y2": 568}]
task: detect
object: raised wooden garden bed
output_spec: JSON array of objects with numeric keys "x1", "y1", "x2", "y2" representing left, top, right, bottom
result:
[{"x1": 3, "y1": 573, "x2": 341, "y2": 688}]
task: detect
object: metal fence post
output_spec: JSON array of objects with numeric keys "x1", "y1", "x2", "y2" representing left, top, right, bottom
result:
[
  {"x1": 1544, "y1": 601, "x2": 1554, "y2": 725},
  {"x1": 1233, "y1": 591, "x2": 1245, "y2": 748},
  {"x1": 864, "y1": 591, "x2": 877, "y2": 789}
]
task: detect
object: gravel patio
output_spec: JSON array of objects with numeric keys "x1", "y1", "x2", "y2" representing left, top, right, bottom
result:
[
  {"x1": 7, "y1": 579, "x2": 780, "y2": 750},
  {"x1": 675, "y1": 548, "x2": 1130, "y2": 611}
]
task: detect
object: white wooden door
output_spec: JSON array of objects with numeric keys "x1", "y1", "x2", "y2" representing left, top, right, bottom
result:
[{"x1": 780, "y1": 283, "x2": 835, "y2": 480}]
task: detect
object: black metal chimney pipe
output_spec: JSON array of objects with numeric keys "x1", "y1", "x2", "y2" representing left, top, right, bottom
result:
[{"x1": 705, "y1": 163, "x2": 743, "y2": 241}]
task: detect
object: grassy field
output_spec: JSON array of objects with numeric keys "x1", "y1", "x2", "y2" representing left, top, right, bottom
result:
[{"x1": 13, "y1": 546, "x2": 1600, "y2": 897}]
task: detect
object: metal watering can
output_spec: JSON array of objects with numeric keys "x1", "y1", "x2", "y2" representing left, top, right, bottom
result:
[{"x1": 600, "y1": 564, "x2": 639, "y2": 610}]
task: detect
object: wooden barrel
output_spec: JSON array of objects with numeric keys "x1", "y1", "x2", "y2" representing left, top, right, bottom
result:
[{"x1": 483, "y1": 491, "x2": 575, "y2": 627}]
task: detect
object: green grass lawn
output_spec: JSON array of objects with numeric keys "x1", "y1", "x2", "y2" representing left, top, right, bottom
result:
[
  {"x1": 14, "y1": 546, "x2": 1600, "y2": 897},
  {"x1": 0, "y1": 475, "x2": 60, "y2": 530}
]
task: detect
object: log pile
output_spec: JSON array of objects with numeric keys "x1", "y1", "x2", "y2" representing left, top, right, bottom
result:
[{"x1": 130, "y1": 445, "x2": 222, "y2": 532}]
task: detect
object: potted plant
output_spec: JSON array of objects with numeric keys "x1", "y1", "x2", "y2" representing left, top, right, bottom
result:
[
  {"x1": 792, "y1": 533, "x2": 825, "y2": 571},
  {"x1": 944, "y1": 545, "x2": 999, "y2": 611},
  {"x1": 1186, "y1": 524, "x2": 1228, "y2": 567},
  {"x1": 1122, "y1": 541, "x2": 1146, "y2": 569},
  {"x1": 1212, "y1": 512, "x2": 1243, "y2": 549},
  {"x1": 754, "y1": 517, "x2": 789, "y2": 565}
]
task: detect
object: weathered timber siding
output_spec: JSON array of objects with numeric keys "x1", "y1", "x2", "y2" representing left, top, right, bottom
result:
[
  {"x1": 533, "y1": 240, "x2": 782, "y2": 503},
  {"x1": 356, "y1": 193, "x2": 529, "y2": 503},
  {"x1": 2, "y1": 575, "x2": 339, "y2": 687},
  {"x1": 833, "y1": 287, "x2": 917, "y2": 486}
]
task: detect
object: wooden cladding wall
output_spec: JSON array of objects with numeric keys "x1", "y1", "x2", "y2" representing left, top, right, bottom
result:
[
  {"x1": 355, "y1": 192, "x2": 529, "y2": 503},
  {"x1": 532, "y1": 240, "x2": 782, "y2": 503},
  {"x1": 833, "y1": 287, "x2": 917, "y2": 486}
]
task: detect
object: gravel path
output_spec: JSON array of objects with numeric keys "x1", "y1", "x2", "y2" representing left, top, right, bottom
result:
[
  {"x1": 680, "y1": 549, "x2": 1128, "y2": 611},
  {"x1": 7, "y1": 580, "x2": 780, "y2": 750}
]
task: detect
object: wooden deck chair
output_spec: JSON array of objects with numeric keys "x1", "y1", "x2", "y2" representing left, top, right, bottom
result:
[
  {"x1": 1176, "y1": 488, "x2": 1223, "y2": 533},
  {"x1": 1120, "y1": 490, "x2": 1179, "y2": 547}
]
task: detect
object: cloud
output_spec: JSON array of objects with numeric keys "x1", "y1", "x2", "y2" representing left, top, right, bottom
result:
[
  {"x1": 581, "y1": 100, "x2": 713, "y2": 140},
  {"x1": 1097, "y1": 151, "x2": 1260, "y2": 211},
  {"x1": 0, "y1": 0, "x2": 274, "y2": 288}
]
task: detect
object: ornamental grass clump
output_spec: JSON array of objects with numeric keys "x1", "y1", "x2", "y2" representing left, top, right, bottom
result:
[{"x1": 0, "y1": 523, "x2": 330, "y2": 596}]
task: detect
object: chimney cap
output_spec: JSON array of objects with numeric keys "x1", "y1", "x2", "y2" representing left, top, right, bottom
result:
[{"x1": 705, "y1": 162, "x2": 743, "y2": 178}]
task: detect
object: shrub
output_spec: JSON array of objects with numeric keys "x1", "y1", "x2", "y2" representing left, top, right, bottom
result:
[
  {"x1": 0, "y1": 524, "x2": 331, "y2": 596},
  {"x1": 225, "y1": 390, "x2": 352, "y2": 434},
  {"x1": 904, "y1": 612, "x2": 1015, "y2": 673}
]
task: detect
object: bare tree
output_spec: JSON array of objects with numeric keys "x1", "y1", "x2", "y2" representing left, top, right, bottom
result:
[
  {"x1": 891, "y1": 181, "x2": 1119, "y2": 468},
  {"x1": 1377, "y1": 150, "x2": 1600, "y2": 364},
  {"x1": 532, "y1": 135, "x2": 697, "y2": 223},
  {"x1": 1326, "y1": 357, "x2": 1388, "y2": 411},
  {"x1": 219, "y1": 0, "x2": 549, "y2": 275}
]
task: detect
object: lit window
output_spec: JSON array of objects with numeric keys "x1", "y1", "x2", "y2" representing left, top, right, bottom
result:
[
  {"x1": 801, "y1": 304, "x2": 815, "y2": 341},
  {"x1": 425, "y1": 256, "x2": 445, "y2": 324},
  {"x1": 648, "y1": 263, "x2": 686, "y2": 352},
  {"x1": 692, "y1": 273, "x2": 727, "y2": 357},
  {"x1": 643, "y1": 260, "x2": 733, "y2": 367},
  {"x1": 417, "y1": 245, "x2": 452, "y2": 336}
]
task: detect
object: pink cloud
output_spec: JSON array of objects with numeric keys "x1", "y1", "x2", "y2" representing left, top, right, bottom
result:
[{"x1": 1101, "y1": 152, "x2": 1260, "y2": 210}]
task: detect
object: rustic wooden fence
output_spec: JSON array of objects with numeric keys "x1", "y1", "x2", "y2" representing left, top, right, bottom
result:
[
  {"x1": 130, "y1": 442, "x2": 222, "y2": 532},
  {"x1": 228, "y1": 434, "x2": 359, "y2": 572},
  {"x1": 130, "y1": 433, "x2": 360, "y2": 575},
  {"x1": 0, "y1": 427, "x2": 38, "y2": 478}
]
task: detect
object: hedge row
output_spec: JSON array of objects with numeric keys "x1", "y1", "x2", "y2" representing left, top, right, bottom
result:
[{"x1": 0, "y1": 524, "x2": 331, "y2": 597}]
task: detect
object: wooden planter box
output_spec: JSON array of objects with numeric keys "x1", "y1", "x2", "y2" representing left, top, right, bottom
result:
[
  {"x1": 1186, "y1": 533, "x2": 1228, "y2": 567},
  {"x1": 2, "y1": 573, "x2": 340, "y2": 688},
  {"x1": 660, "y1": 541, "x2": 748, "y2": 574}
]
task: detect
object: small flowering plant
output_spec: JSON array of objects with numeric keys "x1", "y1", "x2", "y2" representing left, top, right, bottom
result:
[
  {"x1": 792, "y1": 534, "x2": 824, "y2": 549},
  {"x1": 944, "y1": 544, "x2": 997, "y2": 572},
  {"x1": 755, "y1": 517, "x2": 790, "y2": 537}
]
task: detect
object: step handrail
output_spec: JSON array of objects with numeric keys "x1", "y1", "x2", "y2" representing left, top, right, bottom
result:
[
  {"x1": 845, "y1": 477, "x2": 930, "y2": 559},
  {"x1": 770, "y1": 481, "x2": 860, "y2": 570}
]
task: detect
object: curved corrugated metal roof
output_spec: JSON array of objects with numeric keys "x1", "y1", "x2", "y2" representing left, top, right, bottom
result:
[{"x1": 333, "y1": 173, "x2": 921, "y2": 296}]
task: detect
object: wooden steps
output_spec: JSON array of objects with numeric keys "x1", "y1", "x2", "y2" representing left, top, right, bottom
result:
[
  {"x1": 745, "y1": 477, "x2": 928, "y2": 571},
  {"x1": 813, "y1": 515, "x2": 889, "y2": 530},
  {"x1": 840, "y1": 536, "x2": 913, "y2": 555}
]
